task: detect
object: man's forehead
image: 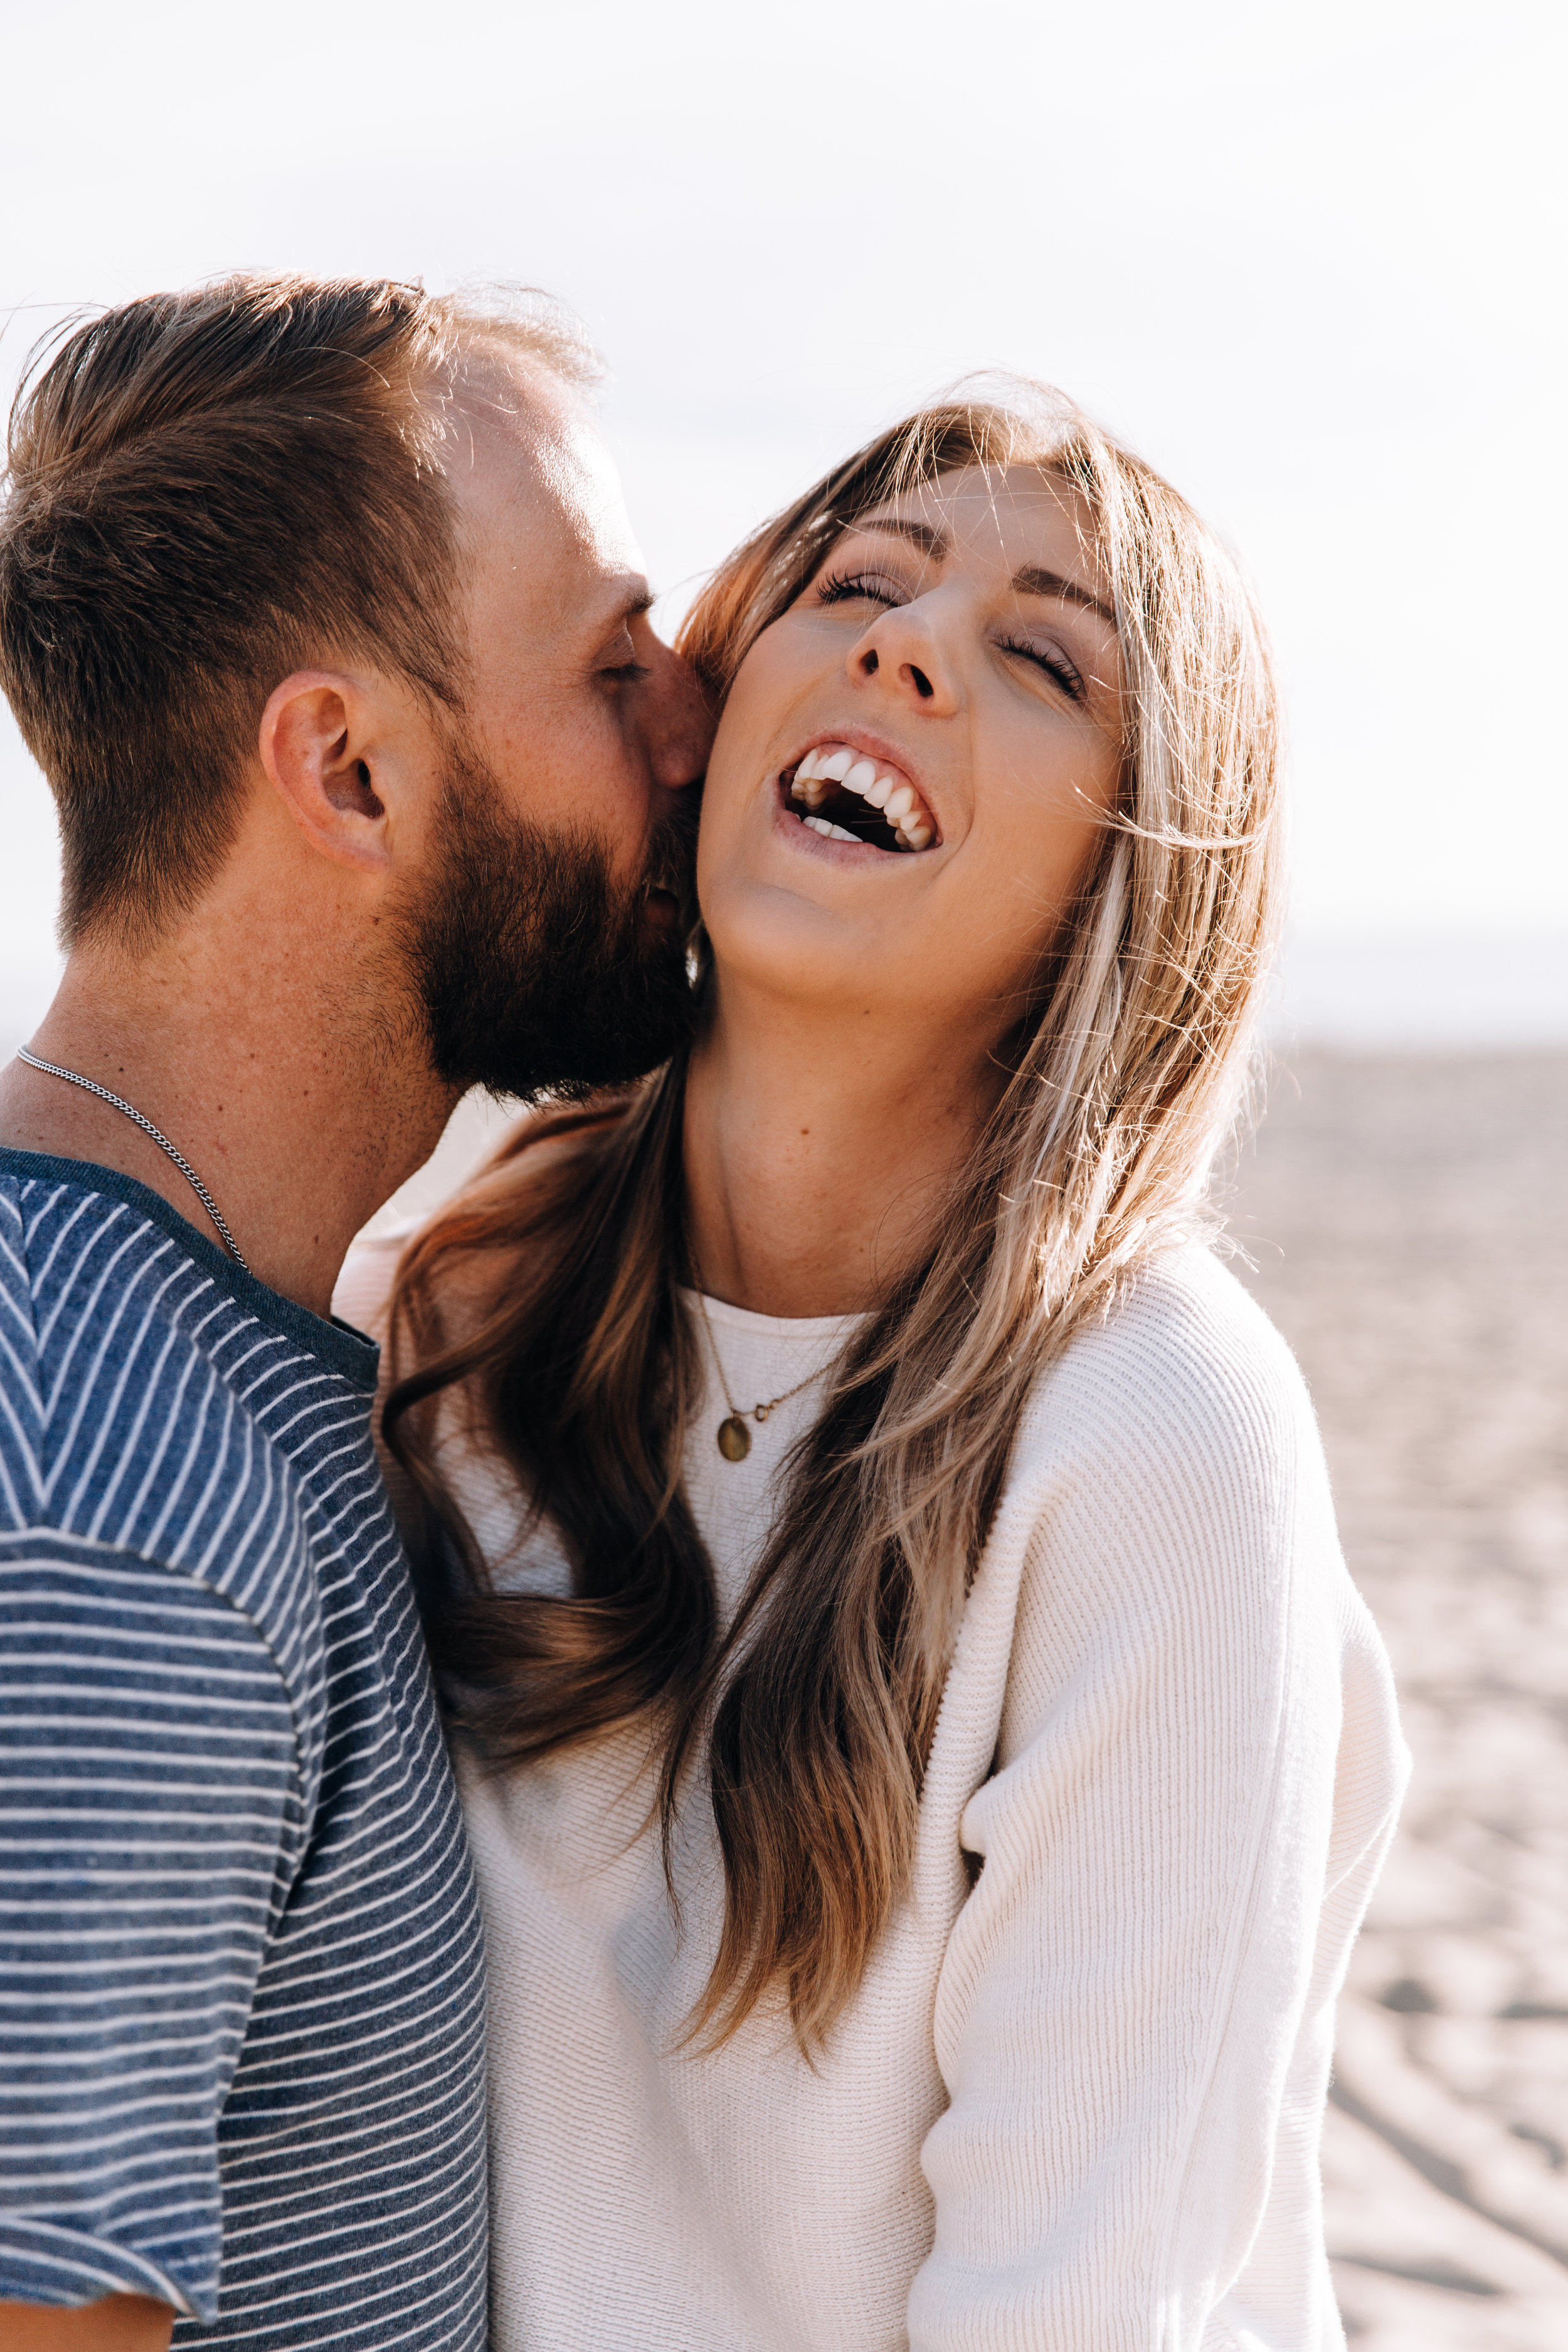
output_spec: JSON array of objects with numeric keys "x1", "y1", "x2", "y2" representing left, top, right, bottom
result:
[
  {"x1": 445, "y1": 356, "x2": 643, "y2": 575},
  {"x1": 442, "y1": 359, "x2": 650, "y2": 655}
]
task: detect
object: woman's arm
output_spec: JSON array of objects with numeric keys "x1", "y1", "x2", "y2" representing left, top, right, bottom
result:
[{"x1": 912, "y1": 1263, "x2": 1407, "y2": 2351}]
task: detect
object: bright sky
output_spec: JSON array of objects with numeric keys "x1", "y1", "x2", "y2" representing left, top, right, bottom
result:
[{"x1": 2, "y1": 0, "x2": 1563, "y2": 1037}]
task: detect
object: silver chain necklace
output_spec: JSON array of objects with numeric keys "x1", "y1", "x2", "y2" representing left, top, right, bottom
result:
[
  {"x1": 18, "y1": 1045, "x2": 250, "y2": 1273},
  {"x1": 687, "y1": 1259, "x2": 837, "y2": 1461}
]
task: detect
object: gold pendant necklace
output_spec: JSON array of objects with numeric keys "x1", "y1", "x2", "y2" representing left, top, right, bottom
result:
[
  {"x1": 717, "y1": 1411, "x2": 757, "y2": 1463},
  {"x1": 689, "y1": 1271, "x2": 836, "y2": 1462}
]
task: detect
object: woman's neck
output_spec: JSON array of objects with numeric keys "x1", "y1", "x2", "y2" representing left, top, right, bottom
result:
[{"x1": 682, "y1": 978, "x2": 1000, "y2": 1318}]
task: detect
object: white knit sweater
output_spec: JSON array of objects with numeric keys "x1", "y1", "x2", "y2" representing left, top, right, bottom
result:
[{"x1": 340, "y1": 1238, "x2": 1407, "y2": 2352}]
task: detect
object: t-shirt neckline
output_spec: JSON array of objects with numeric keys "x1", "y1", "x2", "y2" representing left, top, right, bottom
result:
[
  {"x1": 0, "y1": 1148, "x2": 379, "y2": 1391},
  {"x1": 677, "y1": 1284, "x2": 864, "y2": 1345}
]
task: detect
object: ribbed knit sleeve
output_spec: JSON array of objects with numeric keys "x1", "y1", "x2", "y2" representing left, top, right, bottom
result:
[{"x1": 911, "y1": 1258, "x2": 1407, "y2": 2352}]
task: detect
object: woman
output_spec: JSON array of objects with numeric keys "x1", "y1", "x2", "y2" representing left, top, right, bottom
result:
[{"x1": 365, "y1": 387, "x2": 1407, "y2": 2349}]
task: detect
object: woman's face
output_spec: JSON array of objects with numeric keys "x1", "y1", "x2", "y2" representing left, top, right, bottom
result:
[{"x1": 696, "y1": 462, "x2": 1125, "y2": 1054}]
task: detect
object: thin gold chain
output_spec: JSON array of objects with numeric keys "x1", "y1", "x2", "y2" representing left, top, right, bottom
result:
[{"x1": 687, "y1": 1258, "x2": 837, "y2": 1434}]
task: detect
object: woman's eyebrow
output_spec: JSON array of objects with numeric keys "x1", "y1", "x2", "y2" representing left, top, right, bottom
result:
[
  {"x1": 1011, "y1": 564, "x2": 1117, "y2": 628},
  {"x1": 854, "y1": 516, "x2": 948, "y2": 558},
  {"x1": 853, "y1": 519, "x2": 1115, "y2": 629}
]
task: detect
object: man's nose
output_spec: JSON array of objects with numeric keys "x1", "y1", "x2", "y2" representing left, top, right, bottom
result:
[{"x1": 645, "y1": 638, "x2": 715, "y2": 790}]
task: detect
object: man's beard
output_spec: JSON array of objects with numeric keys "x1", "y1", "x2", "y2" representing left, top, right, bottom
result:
[{"x1": 402, "y1": 740, "x2": 699, "y2": 1102}]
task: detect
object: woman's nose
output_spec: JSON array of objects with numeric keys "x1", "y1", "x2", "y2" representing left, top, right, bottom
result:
[{"x1": 849, "y1": 603, "x2": 958, "y2": 715}]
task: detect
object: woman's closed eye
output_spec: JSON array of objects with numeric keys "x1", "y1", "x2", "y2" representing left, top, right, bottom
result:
[
  {"x1": 813, "y1": 567, "x2": 910, "y2": 610},
  {"x1": 996, "y1": 632, "x2": 1086, "y2": 701}
]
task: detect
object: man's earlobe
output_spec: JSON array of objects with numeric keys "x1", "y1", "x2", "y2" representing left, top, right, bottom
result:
[{"x1": 260, "y1": 672, "x2": 393, "y2": 873}]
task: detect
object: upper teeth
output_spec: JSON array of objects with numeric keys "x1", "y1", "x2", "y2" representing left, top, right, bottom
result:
[{"x1": 790, "y1": 743, "x2": 935, "y2": 850}]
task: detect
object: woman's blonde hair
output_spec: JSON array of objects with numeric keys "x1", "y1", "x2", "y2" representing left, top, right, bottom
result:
[{"x1": 386, "y1": 383, "x2": 1285, "y2": 2050}]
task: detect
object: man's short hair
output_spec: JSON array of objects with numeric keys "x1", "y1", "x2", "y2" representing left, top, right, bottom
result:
[{"x1": 0, "y1": 273, "x2": 596, "y2": 946}]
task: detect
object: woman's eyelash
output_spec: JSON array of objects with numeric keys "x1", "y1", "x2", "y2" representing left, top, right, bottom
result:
[
  {"x1": 814, "y1": 568, "x2": 904, "y2": 608},
  {"x1": 998, "y1": 635, "x2": 1084, "y2": 700}
]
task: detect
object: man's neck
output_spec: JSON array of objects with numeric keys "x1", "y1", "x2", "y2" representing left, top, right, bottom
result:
[{"x1": 0, "y1": 932, "x2": 458, "y2": 1321}]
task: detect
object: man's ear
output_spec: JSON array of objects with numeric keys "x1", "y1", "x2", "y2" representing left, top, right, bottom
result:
[{"x1": 258, "y1": 670, "x2": 397, "y2": 874}]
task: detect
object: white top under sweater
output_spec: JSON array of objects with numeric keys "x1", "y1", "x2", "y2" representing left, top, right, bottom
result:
[{"x1": 348, "y1": 1239, "x2": 1407, "y2": 2352}]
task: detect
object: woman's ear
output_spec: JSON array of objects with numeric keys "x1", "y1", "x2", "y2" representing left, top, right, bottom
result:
[{"x1": 258, "y1": 670, "x2": 395, "y2": 874}]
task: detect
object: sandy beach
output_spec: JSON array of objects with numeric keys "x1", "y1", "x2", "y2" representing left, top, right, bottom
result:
[{"x1": 1228, "y1": 1050, "x2": 1568, "y2": 2349}]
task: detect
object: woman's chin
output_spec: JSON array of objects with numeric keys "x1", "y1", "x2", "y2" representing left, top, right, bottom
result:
[{"x1": 702, "y1": 913, "x2": 903, "y2": 1033}]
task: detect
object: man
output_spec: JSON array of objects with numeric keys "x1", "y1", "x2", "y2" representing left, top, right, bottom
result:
[{"x1": 0, "y1": 275, "x2": 710, "y2": 2349}]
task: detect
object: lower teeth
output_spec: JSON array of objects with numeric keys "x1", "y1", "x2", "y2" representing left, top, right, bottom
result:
[{"x1": 788, "y1": 775, "x2": 930, "y2": 853}]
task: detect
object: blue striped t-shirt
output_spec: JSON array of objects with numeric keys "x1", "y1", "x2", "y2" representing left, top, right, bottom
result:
[{"x1": 0, "y1": 1153, "x2": 487, "y2": 2346}]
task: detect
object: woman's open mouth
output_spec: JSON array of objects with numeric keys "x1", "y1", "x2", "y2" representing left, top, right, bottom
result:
[{"x1": 780, "y1": 743, "x2": 938, "y2": 854}]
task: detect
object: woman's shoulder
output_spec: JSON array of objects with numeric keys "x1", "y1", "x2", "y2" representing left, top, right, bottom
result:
[
  {"x1": 333, "y1": 1223, "x2": 412, "y2": 1344},
  {"x1": 982, "y1": 1242, "x2": 1401, "y2": 1803},
  {"x1": 977, "y1": 1244, "x2": 1354, "y2": 1768},
  {"x1": 331, "y1": 1121, "x2": 596, "y2": 1348},
  {"x1": 1016, "y1": 1237, "x2": 1317, "y2": 1486},
  {"x1": 988, "y1": 1239, "x2": 1340, "y2": 1658}
]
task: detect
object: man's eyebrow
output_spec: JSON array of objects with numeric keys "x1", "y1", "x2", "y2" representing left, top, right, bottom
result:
[
  {"x1": 586, "y1": 581, "x2": 655, "y2": 643},
  {"x1": 1010, "y1": 564, "x2": 1116, "y2": 629}
]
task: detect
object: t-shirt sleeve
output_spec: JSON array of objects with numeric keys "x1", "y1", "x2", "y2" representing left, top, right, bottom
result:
[
  {"x1": 0, "y1": 1546, "x2": 304, "y2": 2319},
  {"x1": 909, "y1": 1279, "x2": 1406, "y2": 2350}
]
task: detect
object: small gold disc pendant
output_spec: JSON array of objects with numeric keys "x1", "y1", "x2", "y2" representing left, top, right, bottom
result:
[{"x1": 716, "y1": 1414, "x2": 752, "y2": 1462}]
